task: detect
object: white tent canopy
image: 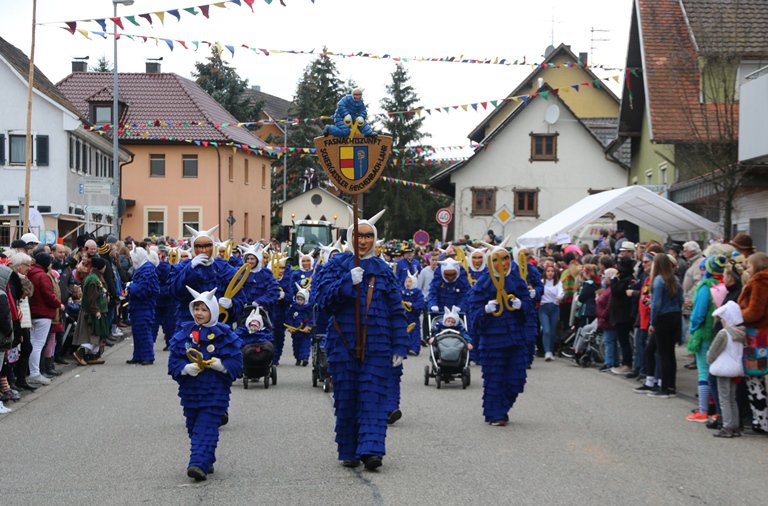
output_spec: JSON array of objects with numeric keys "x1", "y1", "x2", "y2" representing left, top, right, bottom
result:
[{"x1": 516, "y1": 186, "x2": 720, "y2": 248}]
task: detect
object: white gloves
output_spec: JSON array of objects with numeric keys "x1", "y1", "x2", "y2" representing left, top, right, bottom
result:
[
  {"x1": 511, "y1": 298, "x2": 522, "y2": 310},
  {"x1": 209, "y1": 357, "x2": 227, "y2": 373},
  {"x1": 344, "y1": 114, "x2": 352, "y2": 123},
  {"x1": 485, "y1": 301, "x2": 499, "y2": 314},
  {"x1": 350, "y1": 266, "x2": 364, "y2": 285},
  {"x1": 190, "y1": 254, "x2": 208, "y2": 268},
  {"x1": 355, "y1": 116, "x2": 365, "y2": 126},
  {"x1": 278, "y1": 289, "x2": 285, "y2": 300},
  {"x1": 430, "y1": 306, "x2": 439, "y2": 313},
  {"x1": 392, "y1": 355, "x2": 404, "y2": 367},
  {"x1": 182, "y1": 363, "x2": 201, "y2": 376},
  {"x1": 219, "y1": 297, "x2": 232, "y2": 309},
  {"x1": 529, "y1": 288, "x2": 536, "y2": 299}
]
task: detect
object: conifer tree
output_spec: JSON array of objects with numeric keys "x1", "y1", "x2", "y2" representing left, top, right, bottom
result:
[{"x1": 192, "y1": 48, "x2": 262, "y2": 122}]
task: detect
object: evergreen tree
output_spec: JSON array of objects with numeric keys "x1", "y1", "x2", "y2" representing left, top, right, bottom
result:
[
  {"x1": 192, "y1": 48, "x2": 263, "y2": 122},
  {"x1": 90, "y1": 56, "x2": 112, "y2": 72},
  {"x1": 365, "y1": 63, "x2": 446, "y2": 240}
]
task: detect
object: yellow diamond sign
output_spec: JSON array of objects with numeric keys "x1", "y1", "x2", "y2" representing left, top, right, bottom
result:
[{"x1": 494, "y1": 205, "x2": 513, "y2": 225}]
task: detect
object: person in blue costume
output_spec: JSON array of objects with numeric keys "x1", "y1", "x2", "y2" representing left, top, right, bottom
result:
[
  {"x1": 269, "y1": 254, "x2": 293, "y2": 365},
  {"x1": 239, "y1": 243, "x2": 280, "y2": 314},
  {"x1": 515, "y1": 247, "x2": 543, "y2": 366},
  {"x1": 401, "y1": 272, "x2": 425, "y2": 355},
  {"x1": 170, "y1": 225, "x2": 247, "y2": 331},
  {"x1": 292, "y1": 253, "x2": 315, "y2": 290},
  {"x1": 465, "y1": 245, "x2": 488, "y2": 286},
  {"x1": 313, "y1": 209, "x2": 409, "y2": 471},
  {"x1": 153, "y1": 248, "x2": 176, "y2": 351},
  {"x1": 168, "y1": 286, "x2": 242, "y2": 482},
  {"x1": 286, "y1": 285, "x2": 313, "y2": 366},
  {"x1": 236, "y1": 307, "x2": 273, "y2": 345},
  {"x1": 428, "y1": 258, "x2": 470, "y2": 314},
  {"x1": 313, "y1": 239, "x2": 343, "y2": 350},
  {"x1": 126, "y1": 246, "x2": 159, "y2": 365},
  {"x1": 324, "y1": 88, "x2": 375, "y2": 138},
  {"x1": 467, "y1": 239, "x2": 533, "y2": 426},
  {"x1": 429, "y1": 305, "x2": 471, "y2": 342},
  {"x1": 228, "y1": 246, "x2": 243, "y2": 269},
  {"x1": 396, "y1": 245, "x2": 422, "y2": 286}
]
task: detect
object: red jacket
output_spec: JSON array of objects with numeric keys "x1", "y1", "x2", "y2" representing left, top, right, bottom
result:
[{"x1": 28, "y1": 264, "x2": 61, "y2": 319}]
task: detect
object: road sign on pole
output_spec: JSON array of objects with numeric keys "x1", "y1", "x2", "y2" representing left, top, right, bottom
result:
[{"x1": 436, "y1": 208, "x2": 452, "y2": 226}]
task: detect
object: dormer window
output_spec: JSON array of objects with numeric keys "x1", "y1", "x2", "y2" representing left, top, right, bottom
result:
[{"x1": 94, "y1": 106, "x2": 112, "y2": 124}]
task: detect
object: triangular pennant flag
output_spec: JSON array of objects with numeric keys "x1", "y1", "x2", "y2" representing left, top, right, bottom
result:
[
  {"x1": 94, "y1": 19, "x2": 107, "y2": 31},
  {"x1": 214, "y1": 42, "x2": 223, "y2": 56},
  {"x1": 139, "y1": 13, "x2": 153, "y2": 24},
  {"x1": 230, "y1": 0, "x2": 241, "y2": 5},
  {"x1": 460, "y1": 104, "x2": 468, "y2": 111},
  {"x1": 200, "y1": 5, "x2": 210, "y2": 17},
  {"x1": 612, "y1": 75, "x2": 620, "y2": 83},
  {"x1": 65, "y1": 21, "x2": 77, "y2": 34},
  {"x1": 490, "y1": 100, "x2": 498, "y2": 108},
  {"x1": 163, "y1": 39, "x2": 174, "y2": 51},
  {"x1": 168, "y1": 9, "x2": 181, "y2": 21},
  {"x1": 109, "y1": 17, "x2": 124, "y2": 30},
  {"x1": 244, "y1": 0, "x2": 256, "y2": 10},
  {"x1": 225, "y1": 45, "x2": 235, "y2": 57},
  {"x1": 154, "y1": 11, "x2": 165, "y2": 24},
  {"x1": 520, "y1": 95, "x2": 530, "y2": 105},
  {"x1": 192, "y1": 40, "x2": 199, "y2": 50},
  {"x1": 77, "y1": 29, "x2": 91, "y2": 39},
  {"x1": 93, "y1": 31, "x2": 107, "y2": 39},
  {"x1": 470, "y1": 103, "x2": 478, "y2": 111},
  {"x1": 178, "y1": 40, "x2": 188, "y2": 49},
  {"x1": 539, "y1": 90, "x2": 550, "y2": 100},
  {"x1": 214, "y1": 2, "x2": 227, "y2": 7},
  {"x1": 571, "y1": 84, "x2": 580, "y2": 92},
  {"x1": 184, "y1": 7, "x2": 198, "y2": 15},
  {"x1": 124, "y1": 15, "x2": 139, "y2": 26}
]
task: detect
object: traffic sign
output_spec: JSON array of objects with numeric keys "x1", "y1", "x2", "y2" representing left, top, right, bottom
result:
[
  {"x1": 413, "y1": 229, "x2": 430, "y2": 247},
  {"x1": 435, "y1": 208, "x2": 453, "y2": 226}
]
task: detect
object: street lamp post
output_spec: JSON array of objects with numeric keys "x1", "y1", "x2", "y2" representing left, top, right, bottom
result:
[{"x1": 112, "y1": 0, "x2": 133, "y2": 238}]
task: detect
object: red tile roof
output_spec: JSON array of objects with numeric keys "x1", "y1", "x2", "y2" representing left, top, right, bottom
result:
[{"x1": 56, "y1": 72, "x2": 266, "y2": 148}]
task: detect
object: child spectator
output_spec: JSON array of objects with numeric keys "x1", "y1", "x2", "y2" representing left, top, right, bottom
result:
[
  {"x1": 286, "y1": 285, "x2": 313, "y2": 366},
  {"x1": 708, "y1": 301, "x2": 746, "y2": 437}
]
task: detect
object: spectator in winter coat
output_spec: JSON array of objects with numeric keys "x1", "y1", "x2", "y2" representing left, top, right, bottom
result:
[
  {"x1": 27, "y1": 253, "x2": 61, "y2": 386},
  {"x1": 609, "y1": 256, "x2": 635, "y2": 375}
]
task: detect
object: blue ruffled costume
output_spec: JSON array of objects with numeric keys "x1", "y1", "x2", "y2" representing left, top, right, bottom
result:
[
  {"x1": 314, "y1": 252, "x2": 409, "y2": 461},
  {"x1": 128, "y1": 262, "x2": 159, "y2": 362},
  {"x1": 153, "y1": 261, "x2": 176, "y2": 346},
  {"x1": 271, "y1": 274, "x2": 294, "y2": 365},
  {"x1": 401, "y1": 287, "x2": 425, "y2": 354},
  {"x1": 242, "y1": 268, "x2": 280, "y2": 311},
  {"x1": 168, "y1": 321, "x2": 242, "y2": 472},
  {"x1": 287, "y1": 301, "x2": 313, "y2": 362},
  {"x1": 326, "y1": 95, "x2": 374, "y2": 137},
  {"x1": 170, "y1": 258, "x2": 247, "y2": 329},
  {"x1": 428, "y1": 267, "x2": 470, "y2": 311},
  {"x1": 467, "y1": 264, "x2": 533, "y2": 423},
  {"x1": 236, "y1": 325, "x2": 273, "y2": 346},
  {"x1": 396, "y1": 258, "x2": 422, "y2": 286}
]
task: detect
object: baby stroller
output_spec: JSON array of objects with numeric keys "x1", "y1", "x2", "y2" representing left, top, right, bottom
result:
[
  {"x1": 240, "y1": 304, "x2": 277, "y2": 389},
  {"x1": 310, "y1": 304, "x2": 331, "y2": 393},
  {"x1": 423, "y1": 313, "x2": 471, "y2": 389},
  {"x1": 560, "y1": 319, "x2": 603, "y2": 368}
]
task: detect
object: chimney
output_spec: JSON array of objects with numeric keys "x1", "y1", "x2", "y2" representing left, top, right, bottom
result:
[
  {"x1": 145, "y1": 60, "x2": 161, "y2": 73},
  {"x1": 579, "y1": 52, "x2": 588, "y2": 66},
  {"x1": 72, "y1": 59, "x2": 88, "y2": 73},
  {"x1": 251, "y1": 85, "x2": 261, "y2": 92}
]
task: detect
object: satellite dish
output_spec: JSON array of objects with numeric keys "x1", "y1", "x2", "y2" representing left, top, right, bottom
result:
[
  {"x1": 544, "y1": 45, "x2": 555, "y2": 58},
  {"x1": 544, "y1": 104, "x2": 560, "y2": 125}
]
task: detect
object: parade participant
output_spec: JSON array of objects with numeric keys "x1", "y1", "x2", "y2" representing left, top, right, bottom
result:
[
  {"x1": 286, "y1": 285, "x2": 313, "y2": 366},
  {"x1": 228, "y1": 246, "x2": 243, "y2": 268},
  {"x1": 515, "y1": 247, "x2": 543, "y2": 365},
  {"x1": 126, "y1": 246, "x2": 159, "y2": 365},
  {"x1": 466, "y1": 239, "x2": 533, "y2": 426},
  {"x1": 292, "y1": 253, "x2": 315, "y2": 289},
  {"x1": 168, "y1": 287, "x2": 242, "y2": 482},
  {"x1": 396, "y1": 244, "x2": 421, "y2": 286},
  {"x1": 236, "y1": 307, "x2": 273, "y2": 345},
  {"x1": 428, "y1": 258, "x2": 470, "y2": 314},
  {"x1": 239, "y1": 243, "x2": 280, "y2": 313},
  {"x1": 170, "y1": 226, "x2": 247, "y2": 330},
  {"x1": 466, "y1": 245, "x2": 488, "y2": 286},
  {"x1": 324, "y1": 88, "x2": 375, "y2": 138},
  {"x1": 72, "y1": 256, "x2": 109, "y2": 366},
  {"x1": 153, "y1": 249, "x2": 176, "y2": 351},
  {"x1": 429, "y1": 305, "x2": 471, "y2": 343},
  {"x1": 402, "y1": 272, "x2": 425, "y2": 355},
  {"x1": 313, "y1": 210, "x2": 409, "y2": 471},
  {"x1": 270, "y1": 254, "x2": 293, "y2": 365}
]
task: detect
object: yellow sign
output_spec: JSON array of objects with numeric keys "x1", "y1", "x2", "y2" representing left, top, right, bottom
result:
[{"x1": 313, "y1": 135, "x2": 393, "y2": 195}]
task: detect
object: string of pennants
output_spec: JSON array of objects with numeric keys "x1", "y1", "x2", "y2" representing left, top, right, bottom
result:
[
  {"x1": 59, "y1": 26, "x2": 634, "y2": 73},
  {"x1": 86, "y1": 73, "x2": 623, "y2": 137},
  {"x1": 380, "y1": 177, "x2": 451, "y2": 199}
]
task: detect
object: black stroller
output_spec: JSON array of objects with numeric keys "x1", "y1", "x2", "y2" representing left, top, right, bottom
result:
[
  {"x1": 423, "y1": 314, "x2": 471, "y2": 389},
  {"x1": 310, "y1": 304, "x2": 331, "y2": 393},
  {"x1": 240, "y1": 304, "x2": 277, "y2": 389}
]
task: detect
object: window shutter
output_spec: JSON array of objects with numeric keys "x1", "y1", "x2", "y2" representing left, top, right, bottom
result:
[
  {"x1": 0, "y1": 134, "x2": 5, "y2": 165},
  {"x1": 36, "y1": 135, "x2": 49, "y2": 166}
]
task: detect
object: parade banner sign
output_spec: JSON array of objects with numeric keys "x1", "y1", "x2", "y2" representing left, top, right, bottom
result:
[{"x1": 313, "y1": 135, "x2": 393, "y2": 195}]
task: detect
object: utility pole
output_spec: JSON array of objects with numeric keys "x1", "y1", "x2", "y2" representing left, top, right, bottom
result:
[
  {"x1": 22, "y1": 0, "x2": 37, "y2": 236},
  {"x1": 590, "y1": 27, "x2": 610, "y2": 64}
]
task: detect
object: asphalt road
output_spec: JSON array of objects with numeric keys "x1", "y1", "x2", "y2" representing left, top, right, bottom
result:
[{"x1": 1, "y1": 335, "x2": 766, "y2": 506}]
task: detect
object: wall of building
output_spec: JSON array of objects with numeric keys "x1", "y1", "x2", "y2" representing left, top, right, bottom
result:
[{"x1": 628, "y1": 113, "x2": 676, "y2": 186}]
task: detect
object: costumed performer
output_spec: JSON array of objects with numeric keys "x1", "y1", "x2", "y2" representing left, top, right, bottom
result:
[
  {"x1": 126, "y1": 245, "x2": 159, "y2": 365},
  {"x1": 324, "y1": 88, "x2": 375, "y2": 138},
  {"x1": 239, "y1": 243, "x2": 281, "y2": 316},
  {"x1": 401, "y1": 272, "x2": 425, "y2": 355},
  {"x1": 286, "y1": 284, "x2": 313, "y2": 366},
  {"x1": 428, "y1": 258, "x2": 470, "y2": 314},
  {"x1": 154, "y1": 247, "x2": 177, "y2": 351},
  {"x1": 270, "y1": 254, "x2": 293, "y2": 365}
]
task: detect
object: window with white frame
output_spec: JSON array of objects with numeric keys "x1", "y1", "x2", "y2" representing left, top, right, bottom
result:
[
  {"x1": 645, "y1": 170, "x2": 653, "y2": 184},
  {"x1": 145, "y1": 208, "x2": 166, "y2": 237},
  {"x1": 180, "y1": 208, "x2": 201, "y2": 236},
  {"x1": 659, "y1": 163, "x2": 668, "y2": 185}
]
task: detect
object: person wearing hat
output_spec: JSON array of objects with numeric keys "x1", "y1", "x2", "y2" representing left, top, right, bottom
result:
[
  {"x1": 428, "y1": 258, "x2": 470, "y2": 314},
  {"x1": 126, "y1": 247, "x2": 159, "y2": 365},
  {"x1": 72, "y1": 256, "x2": 110, "y2": 366},
  {"x1": 686, "y1": 255, "x2": 727, "y2": 422},
  {"x1": 396, "y1": 244, "x2": 421, "y2": 286},
  {"x1": 153, "y1": 248, "x2": 177, "y2": 351},
  {"x1": 269, "y1": 254, "x2": 294, "y2": 366},
  {"x1": 618, "y1": 241, "x2": 636, "y2": 258},
  {"x1": 730, "y1": 232, "x2": 756, "y2": 258},
  {"x1": 608, "y1": 256, "x2": 636, "y2": 375},
  {"x1": 312, "y1": 210, "x2": 409, "y2": 471},
  {"x1": 238, "y1": 243, "x2": 280, "y2": 314},
  {"x1": 10, "y1": 239, "x2": 28, "y2": 253},
  {"x1": 20, "y1": 233, "x2": 40, "y2": 248}
]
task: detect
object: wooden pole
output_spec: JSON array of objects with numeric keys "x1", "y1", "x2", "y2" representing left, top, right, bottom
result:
[
  {"x1": 23, "y1": 0, "x2": 37, "y2": 236},
  {"x1": 352, "y1": 194, "x2": 362, "y2": 361}
]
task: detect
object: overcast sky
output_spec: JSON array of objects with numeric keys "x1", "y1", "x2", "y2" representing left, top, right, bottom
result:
[{"x1": 1, "y1": 0, "x2": 633, "y2": 154}]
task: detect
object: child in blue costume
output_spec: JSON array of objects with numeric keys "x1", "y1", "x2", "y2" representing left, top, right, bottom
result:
[
  {"x1": 324, "y1": 88, "x2": 375, "y2": 137},
  {"x1": 127, "y1": 246, "x2": 159, "y2": 365},
  {"x1": 236, "y1": 308, "x2": 273, "y2": 345},
  {"x1": 270, "y1": 255, "x2": 293, "y2": 365},
  {"x1": 467, "y1": 241, "x2": 533, "y2": 426},
  {"x1": 170, "y1": 226, "x2": 247, "y2": 330},
  {"x1": 313, "y1": 210, "x2": 409, "y2": 471},
  {"x1": 428, "y1": 258, "x2": 470, "y2": 313},
  {"x1": 292, "y1": 253, "x2": 315, "y2": 290},
  {"x1": 286, "y1": 285, "x2": 313, "y2": 366},
  {"x1": 429, "y1": 306, "x2": 471, "y2": 342},
  {"x1": 402, "y1": 272, "x2": 425, "y2": 355},
  {"x1": 153, "y1": 250, "x2": 176, "y2": 350},
  {"x1": 239, "y1": 243, "x2": 280, "y2": 313},
  {"x1": 168, "y1": 286, "x2": 242, "y2": 482}
]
